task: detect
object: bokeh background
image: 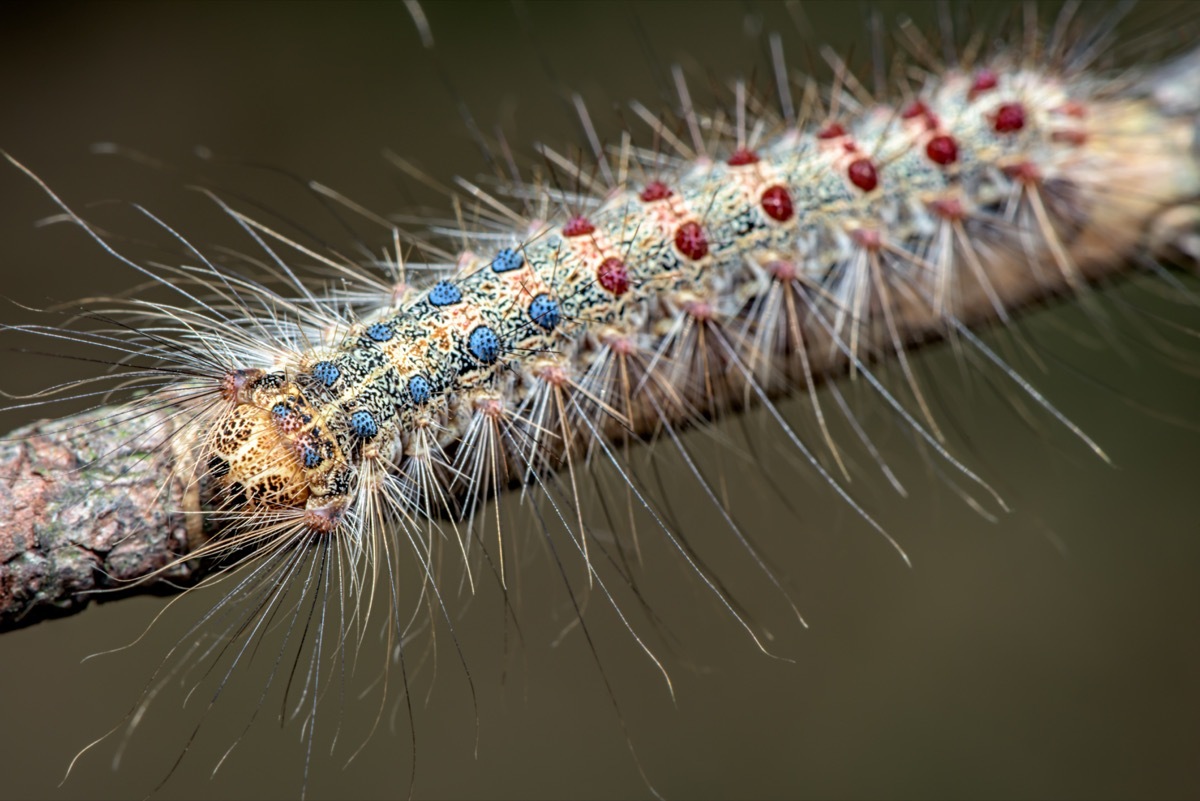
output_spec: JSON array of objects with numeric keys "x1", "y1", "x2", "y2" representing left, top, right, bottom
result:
[{"x1": 1, "y1": 2, "x2": 1197, "y2": 799}]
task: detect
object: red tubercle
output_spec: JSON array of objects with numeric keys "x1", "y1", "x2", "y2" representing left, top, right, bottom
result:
[
  {"x1": 928, "y1": 197, "x2": 965, "y2": 221},
  {"x1": 674, "y1": 221, "x2": 709, "y2": 261},
  {"x1": 605, "y1": 333, "x2": 636, "y2": 355},
  {"x1": 760, "y1": 185, "x2": 794, "y2": 222},
  {"x1": 901, "y1": 100, "x2": 941, "y2": 131},
  {"x1": 474, "y1": 396, "x2": 505, "y2": 420},
  {"x1": 925, "y1": 134, "x2": 959, "y2": 166},
  {"x1": 766, "y1": 260, "x2": 797, "y2": 282},
  {"x1": 1054, "y1": 100, "x2": 1088, "y2": 118},
  {"x1": 727, "y1": 147, "x2": 759, "y2": 166},
  {"x1": 817, "y1": 121, "x2": 846, "y2": 140},
  {"x1": 683, "y1": 298, "x2": 714, "y2": 320},
  {"x1": 562, "y1": 215, "x2": 595, "y2": 237},
  {"x1": 533, "y1": 361, "x2": 568, "y2": 386},
  {"x1": 1002, "y1": 161, "x2": 1041, "y2": 183},
  {"x1": 969, "y1": 69, "x2": 998, "y2": 99},
  {"x1": 1052, "y1": 129, "x2": 1088, "y2": 146},
  {"x1": 596, "y1": 256, "x2": 630, "y2": 296},
  {"x1": 847, "y1": 158, "x2": 879, "y2": 192},
  {"x1": 639, "y1": 181, "x2": 673, "y2": 202},
  {"x1": 851, "y1": 228, "x2": 882, "y2": 251},
  {"x1": 993, "y1": 102, "x2": 1026, "y2": 133}
]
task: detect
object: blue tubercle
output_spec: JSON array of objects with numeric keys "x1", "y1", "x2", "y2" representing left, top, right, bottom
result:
[
  {"x1": 366, "y1": 322, "x2": 394, "y2": 342},
  {"x1": 491, "y1": 247, "x2": 524, "y2": 273},
  {"x1": 311, "y1": 361, "x2": 340, "y2": 387},
  {"x1": 408, "y1": 374, "x2": 432, "y2": 405},
  {"x1": 350, "y1": 410, "x2": 378, "y2": 439},
  {"x1": 468, "y1": 325, "x2": 501, "y2": 364},
  {"x1": 271, "y1": 403, "x2": 291, "y2": 419},
  {"x1": 528, "y1": 294, "x2": 560, "y2": 331},
  {"x1": 428, "y1": 280, "x2": 463, "y2": 307}
]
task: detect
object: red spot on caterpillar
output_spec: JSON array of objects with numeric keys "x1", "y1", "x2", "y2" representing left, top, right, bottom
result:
[
  {"x1": 902, "y1": 101, "x2": 940, "y2": 130},
  {"x1": 1003, "y1": 161, "x2": 1041, "y2": 183},
  {"x1": 474, "y1": 396, "x2": 505, "y2": 420},
  {"x1": 993, "y1": 103, "x2": 1026, "y2": 133},
  {"x1": 1055, "y1": 100, "x2": 1088, "y2": 118},
  {"x1": 817, "y1": 122, "x2": 846, "y2": 139},
  {"x1": 929, "y1": 197, "x2": 965, "y2": 220},
  {"x1": 534, "y1": 361, "x2": 568, "y2": 386},
  {"x1": 760, "y1": 185, "x2": 794, "y2": 222},
  {"x1": 766, "y1": 260, "x2": 797, "y2": 282},
  {"x1": 1052, "y1": 129, "x2": 1088, "y2": 146},
  {"x1": 847, "y1": 158, "x2": 878, "y2": 192},
  {"x1": 851, "y1": 228, "x2": 882, "y2": 250},
  {"x1": 562, "y1": 216, "x2": 595, "y2": 237},
  {"x1": 727, "y1": 148, "x2": 759, "y2": 166},
  {"x1": 925, "y1": 134, "x2": 959, "y2": 165},
  {"x1": 683, "y1": 299, "x2": 713, "y2": 320},
  {"x1": 605, "y1": 333, "x2": 636, "y2": 355},
  {"x1": 674, "y1": 221, "x2": 709, "y2": 260},
  {"x1": 597, "y1": 256, "x2": 630, "y2": 295},
  {"x1": 639, "y1": 181, "x2": 673, "y2": 202},
  {"x1": 969, "y1": 69, "x2": 998, "y2": 99}
]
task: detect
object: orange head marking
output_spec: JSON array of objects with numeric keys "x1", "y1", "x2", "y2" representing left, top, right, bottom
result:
[{"x1": 207, "y1": 373, "x2": 349, "y2": 520}]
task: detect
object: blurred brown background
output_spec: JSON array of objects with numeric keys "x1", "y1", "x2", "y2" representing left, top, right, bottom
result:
[{"x1": 0, "y1": 2, "x2": 1197, "y2": 799}]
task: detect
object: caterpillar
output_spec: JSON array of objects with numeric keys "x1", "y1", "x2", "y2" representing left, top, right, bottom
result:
[{"x1": 2, "y1": 2, "x2": 1199, "y2": 799}]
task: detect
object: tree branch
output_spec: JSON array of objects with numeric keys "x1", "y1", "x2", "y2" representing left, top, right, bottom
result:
[{"x1": 0, "y1": 407, "x2": 200, "y2": 631}]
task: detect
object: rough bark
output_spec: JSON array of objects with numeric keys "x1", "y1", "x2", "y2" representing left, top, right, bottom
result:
[{"x1": 0, "y1": 407, "x2": 200, "y2": 630}]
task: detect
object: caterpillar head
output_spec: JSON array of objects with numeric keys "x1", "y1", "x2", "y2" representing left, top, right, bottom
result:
[{"x1": 208, "y1": 369, "x2": 351, "y2": 533}]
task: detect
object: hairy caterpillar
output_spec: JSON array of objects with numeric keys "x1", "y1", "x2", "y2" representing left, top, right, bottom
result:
[{"x1": 2, "y1": 2, "x2": 1199, "y2": 799}]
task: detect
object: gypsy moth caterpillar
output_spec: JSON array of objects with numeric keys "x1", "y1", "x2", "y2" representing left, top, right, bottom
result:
[{"x1": 1, "y1": 2, "x2": 1198, "y2": 799}]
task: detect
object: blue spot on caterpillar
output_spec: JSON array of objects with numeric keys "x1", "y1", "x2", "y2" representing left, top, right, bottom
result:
[
  {"x1": 529, "y1": 293, "x2": 560, "y2": 331},
  {"x1": 428, "y1": 280, "x2": 463, "y2": 307},
  {"x1": 349, "y1": 410, "x2": 378, "y2": 439},
  {"x1": 311, "y1": 361, "x2": 340, "y2": 387},
  {"x1": 468, "y1": 325, "x2": 501, "y2": 363},
  {"x1": 366, "y1": 322, "x2": 394, "y2": 343},
  {"x1": 407, "y1": 373, "x2": 432, "y2": 404},
  {"x1": 490, "y1": 247, "x2": 524, "y2": 273}
]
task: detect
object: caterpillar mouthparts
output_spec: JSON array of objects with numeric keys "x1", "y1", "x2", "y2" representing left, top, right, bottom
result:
[{"x1": 1, "y1": 2, "x2": 1199, "y2": 799}]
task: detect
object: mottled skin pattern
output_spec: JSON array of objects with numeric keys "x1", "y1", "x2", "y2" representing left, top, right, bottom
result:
[{"x1": 203, "y1": 61, "x2": 1199, "y2": 534}]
